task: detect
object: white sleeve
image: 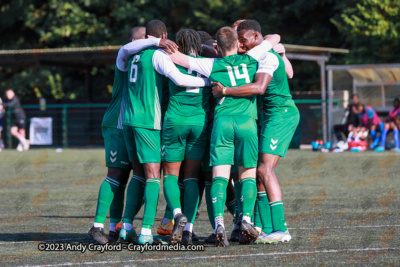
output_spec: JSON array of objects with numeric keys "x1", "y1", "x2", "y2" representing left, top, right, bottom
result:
[
  {"x1": 188, "y1": 57, "x2": 215, "y2": 77},
  {"x1": 256, "y1": 52, "x2": 279, "y2": 77},
  {"x1": 116, "y1": 38, "x2": 161, "y2": 72},
  {"x1": 246, "y1": 40, "x2": 273, "y2": 61},
  {"x1": 153, "y1": 49, "x2": 211, "y2": 87}
]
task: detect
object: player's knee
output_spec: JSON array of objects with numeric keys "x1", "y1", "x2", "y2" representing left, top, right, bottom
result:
[
  {"x1": 257, "y1": 164, "x2": 274, "y2": 179},
  {"x1": 108, "y1": 167, "x2": 130, "y2": 185},
  {"x1": 144, "y1": 163, "x2": 161, "y2": 179},
  {"x1": 131, "y1": 161, "x2": 145, "y2": 177}
]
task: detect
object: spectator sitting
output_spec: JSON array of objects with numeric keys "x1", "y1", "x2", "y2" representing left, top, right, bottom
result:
[
  {"x1": 0, "y1": 97, "x2": 4, "y2": 150},
  {"x1": 3, "y1": 89, "x2": 29, "y2": 151},
  {"x1": 355, "y1": 103, "x2": 383, "y2": 151},
  {"x1": 333, "y1": 94, "x2": 359, "y2": 149},
  {"x1": 378, "y1": 98, "x2": 400, "y2": 152}
]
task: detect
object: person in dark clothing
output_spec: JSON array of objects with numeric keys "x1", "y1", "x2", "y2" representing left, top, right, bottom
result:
[
  {"x1": 0, "y1": 97, "x2": 5, "y2": 150},
  {"x1": 333, "y1": 94, "x2": 360, "y2": 143},
  {"x1": 3, "y1": 89, "x2": 29, "y2": 151}
]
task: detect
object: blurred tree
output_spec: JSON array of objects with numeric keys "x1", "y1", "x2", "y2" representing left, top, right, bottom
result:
[{"x1": 331, "y1": 0, "x2": 400, "y2": 63}]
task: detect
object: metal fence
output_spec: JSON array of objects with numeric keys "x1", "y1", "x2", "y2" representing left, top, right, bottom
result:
[
  {"x1": 6, "y1": 103, "x2": 108, "y2": 148},
  {"x1": 4, "y1": 100, "x2": 337, "y2": 149}
]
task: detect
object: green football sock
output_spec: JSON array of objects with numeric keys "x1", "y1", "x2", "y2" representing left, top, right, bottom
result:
[
  {"x1": 241, "y1": 177, "x2": 257, "y2": 218},
  {"x1": 163, "y1": 204, "x2": 174, "y2": 220},
  {"x1": 205, "y1": 181, "x2": 215, "y2": 229},
  {"x1": 122, "y1": 175, "x2": 145, "y2": 223},
  {"x1": 258, "y1": 191, "x2": 273, "y2": 234},
  {"x1": 211, "y1": 176, "x2": 229, "y2": 218},
  {"x1": 234, "y1": 180, "x2": 242, "y2": 217},
  {"x1": 226, "y1": 199, "x2": 236, "y2": 216},
  {"x1": 142, "y1": 178, "x2": 160, "y2": 230},
  {"x1": 163, "y1": 175, "x2": 181, "y2": 213},
  {"x1": 270, "y1": 201, "x2": 287, "y2": 232},
  {"x1": 183, "y1": 178, "x2": 199, "y2": 224},
  {"x1": 178, "y1": 176, "x2": 185, "y2": 210},
  {"x1": 94, "y1": 176, "x2": 121, "y2": 224},
  {"x1": 109, "y1": 184, "x2": 126, "y2": 224},
  {"x1": 254, "y1": 198, "x2": 262, "y2": 229}
]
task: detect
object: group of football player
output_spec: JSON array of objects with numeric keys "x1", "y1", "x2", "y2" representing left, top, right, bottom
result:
[{"x1": 88, "y1": 18, "x2": 300, "y2": 247}]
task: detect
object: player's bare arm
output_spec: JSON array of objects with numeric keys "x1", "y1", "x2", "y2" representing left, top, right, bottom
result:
[
  {"x1": 273, "y1": 44, "x2": 293, "y2": 79},
  {"x1": 168, "y1": 50, "x2": 191, "y2": 69},
  {"x1": 211, "y1": 72, "x2": 272, "y2": 98}
]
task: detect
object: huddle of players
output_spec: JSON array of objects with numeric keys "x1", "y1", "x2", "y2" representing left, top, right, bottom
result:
[{"x1": 88, "y1": 19, "x2": 300, "y2": 247}]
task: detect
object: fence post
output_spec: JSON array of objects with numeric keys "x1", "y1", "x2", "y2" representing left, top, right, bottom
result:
[
  {"x1": 62, "y1": 105, "x2": 68, "y2": 148},
  {"x1": 7, "y1": 106, "x2": 12, "y2": 148}
]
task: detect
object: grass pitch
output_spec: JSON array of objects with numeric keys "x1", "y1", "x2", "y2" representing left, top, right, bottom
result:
[{"x1": 0, "y1": 149, "x2": 399, "y2": 266}]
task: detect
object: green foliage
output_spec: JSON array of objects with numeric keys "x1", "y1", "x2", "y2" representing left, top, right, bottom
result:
[
  {"x1": 49, "y1": 74, "x2": 65, "y2": 99},
  {"x1": 1, "y1": 0, "x2": 400, "y2": 101},
  {"x1": 331, "y1": 0, "x2": 400, "y2": 63}
]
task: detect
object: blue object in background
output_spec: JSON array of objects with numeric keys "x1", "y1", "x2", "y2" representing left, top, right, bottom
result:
[
  {"x1": 312, "y1": 141, "x2": 319, "y2": 150},
  {"x1": 325, "y1": 142, "x2": 331, "y2": 149}
]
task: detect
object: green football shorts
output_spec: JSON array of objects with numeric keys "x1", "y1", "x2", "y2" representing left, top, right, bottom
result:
[
  {"x1": 102, "y1": 126, "x2": 130, "y2": 169},
  {"x1": 123, "y1": 126, "x2": 161, "y2": 164},
  {"x1": 210, "y1": 116, "x2": 258, "y2": 168},
  {"x1": 162, "y1": 118, "x2": 207, "y2": 162},
  {"x1": 259, "y1": 100, "x2": 300, "y2": 158}
]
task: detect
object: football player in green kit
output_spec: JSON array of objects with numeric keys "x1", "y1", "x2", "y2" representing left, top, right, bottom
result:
[
  {"x1": 169, "y1": 27, "x2": 280, "y2": 247},
  {"x1": 161, "y1": 29, "x2": 212, "y2": 245},
  {"x1": 212, "y1": 20, "x2": 299, "y2": 244},
  {"x1": 88, "y1": 27, "x2": 177, "y2": 244},
  {"x1": 121, "y1": 20, "x2": 210, "y2": 245}
]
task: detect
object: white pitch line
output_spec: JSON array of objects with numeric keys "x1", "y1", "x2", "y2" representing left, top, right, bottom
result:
[
  {"x1": 21, "y1": 247, "x2": 399, "y2": 267},
  {"x1": 288, "y1": 225, "x2": 400, "y2": 229},
  {"x1": 1, "y1": 224, "x2": 400, "y2": 246}
]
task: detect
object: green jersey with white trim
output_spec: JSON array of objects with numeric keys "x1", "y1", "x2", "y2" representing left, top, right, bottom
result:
[
  {"x1": 209, "y1": 54, "x2": 258, "y2": 119},
  {"x1": 123, "y1": 48, "x2": 166, "y2": 130},
  {"x1": 261, "y1": 50, "x2": 293, "y2": 114},
  {"x1": 101, "y1": 66, "x2": 128, "y2": 129},
  {"x1": 165, "y1": 56, "x2": 211, "y2": 126}
]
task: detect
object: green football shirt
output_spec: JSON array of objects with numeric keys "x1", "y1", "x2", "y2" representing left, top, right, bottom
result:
[
  {"x1": 101, "y1": 66, "x2": 128, "y2": 129},
  {"x1": 185, "y1": 40, "x2": 273, "y2": 120},
  {"x1": 165, "y1": 56, "x2": 211, "y2": 126},
  {"x1": 123, "y1": 48, "x2": 165, "y2": 130},
  {"x1": 260, "y1": 49, "x2": 293, "y2": 114},
  {"x1": 209, "y1": 54, "x2": 258, "y2": 119}
]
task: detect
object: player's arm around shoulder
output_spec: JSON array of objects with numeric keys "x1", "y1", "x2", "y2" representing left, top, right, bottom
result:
[
  {"x1": 153, "y1": 49, "x2": 210, "y2": 88},
  {"x1": 116, "y1": 38, "x2": 178, "y2": 72},
  {"x1": 211, "y1": 52, "x2": 278, "y2": 98},
  {"x1": 273, "y1": 44, "x2": 293, "y2": 79},
  {"x1": 168, "y1": 51, "x2": 215, "y2": 78}
]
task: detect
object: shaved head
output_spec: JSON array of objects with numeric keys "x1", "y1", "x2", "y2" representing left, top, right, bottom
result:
[{"x1": 129, "y1": 27, "x2": 146, "y2": 41}]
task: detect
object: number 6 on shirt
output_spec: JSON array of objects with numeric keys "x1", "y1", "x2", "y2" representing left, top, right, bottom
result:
[{"x1": 129, "y1": 55, "x2": 141, "y2": 83}]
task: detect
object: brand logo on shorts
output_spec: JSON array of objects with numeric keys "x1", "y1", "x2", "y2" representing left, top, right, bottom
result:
[
  {"x1": 161, "y1": 146, "x2": 165, "y2": 157},
  {"x1": 240, "y1": 196, "x2": 243, "y2": 202},
  {"x1": 212, "y1": 197, "x2": 217, "y2": 203},
  {"x1": 270, "y1": 138, "x2": 278, "y2": 151},
  {"x1": 110, "y1": 150, "x2": 117, "y2": 163}
]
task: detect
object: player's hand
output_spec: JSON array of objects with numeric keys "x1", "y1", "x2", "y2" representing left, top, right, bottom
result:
[
  {"x1": 211, "y1": 81, "x2": 224, "y2": 98},
  {"x1": 273, "y1": 43, "x2": 285, "y2": 55},
  {"x1": 159, "y1": 39, "x2": 178, "y2": 54},
  {"x1": 264, "y1": 34, "x2": 280, "y2": 47}
]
